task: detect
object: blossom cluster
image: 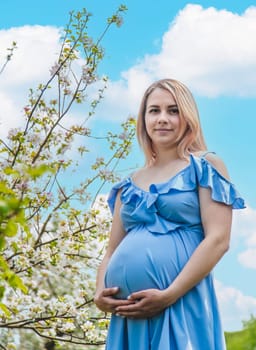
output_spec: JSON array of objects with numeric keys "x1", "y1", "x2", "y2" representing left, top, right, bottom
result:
[{"x1": 0, "y1": 196, "x2": 111, "y2": 346}]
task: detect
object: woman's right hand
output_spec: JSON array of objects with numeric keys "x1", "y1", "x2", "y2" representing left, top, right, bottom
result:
[{"x1": 94, "y1": 287, "x2": 135, "y2": 314}]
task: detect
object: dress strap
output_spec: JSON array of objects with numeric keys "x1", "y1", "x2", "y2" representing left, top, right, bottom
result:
[{"x1": 200, "y1": 151, "x2": 216, "y2": 158}]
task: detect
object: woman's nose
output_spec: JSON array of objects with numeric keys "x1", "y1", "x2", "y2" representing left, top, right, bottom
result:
[{"x1": 157, "y1": 111, "x2": 168, "y2": 122}]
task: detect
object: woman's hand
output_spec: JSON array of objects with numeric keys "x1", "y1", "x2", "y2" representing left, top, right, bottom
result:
[
  {"x1": 94, "y1": 287, "x2": 135, "y2": 314},
  {"x1": 115, "y1": 288, "x2": 171, "y2": 319}
]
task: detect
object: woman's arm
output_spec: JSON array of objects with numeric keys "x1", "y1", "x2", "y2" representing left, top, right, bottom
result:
[
  {"x1": 115, "y1": 154, "x2": 233, "y2": 318},
  {"x1": 94, "y1": 191, "x2": 135, "y2": 313}
]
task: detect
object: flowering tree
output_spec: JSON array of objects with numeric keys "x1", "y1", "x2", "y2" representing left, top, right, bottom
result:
[
  {"x1": 0, "y1": 41, "x2": 17, "y2": 75},
  {"x1": 0, "y1": 5, "x2": 135, "y2": 349}
]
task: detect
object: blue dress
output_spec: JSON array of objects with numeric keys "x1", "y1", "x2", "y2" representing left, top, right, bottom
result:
[{"x1": 104, "y1": 154, "x2": 245, "y2": 350}]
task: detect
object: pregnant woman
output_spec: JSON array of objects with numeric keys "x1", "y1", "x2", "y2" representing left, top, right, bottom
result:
[{"x1": 94, "y1": 78, "x2": 245, "y2": 349}]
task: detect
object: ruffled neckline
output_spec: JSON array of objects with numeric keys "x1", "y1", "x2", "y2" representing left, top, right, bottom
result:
[
  {"x1": 107, "y1": 154, "x2": 245, "y2": 215},
  {"x1": 128, "y1": 154, "x2": 240, "y2": 194},
  {"x1": 129, "y1": 163, "x2": 191, "y2": 194}
]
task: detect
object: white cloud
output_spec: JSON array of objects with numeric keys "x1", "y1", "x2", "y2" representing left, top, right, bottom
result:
[
  {"x1": 215, "y1": 279, "x2": 256, "y2": 331},
  {"x1": 246, "y1": 232, "x2": 256, "y2": 246},
  {"x1": 0, "y1": 90, "x2": 21, "y2": 130},
  {"x1": 239, "y1": 249, "x2": 256, "y2": 269},
  {"x1": 231, "y1": 206, "x2": 256, "y2": 238},
  {"x1": 0, "y1": 25, "x2": 61, "y2": 87},
  {"x1": 0, "y1": 25, "x2": 62, "y2": 137},
  {"x1": 129, "y1": 7, "x2": 256, "y2": 100},
  {"x1": 230, "y1": 206, "x2": 256, "y2": 269},
  {"x1": 96, "y1": 4, "x2": 256, "y2": 121},
  {"x1": 146, "y1": 5, "x2": 256, "y2": 96}
]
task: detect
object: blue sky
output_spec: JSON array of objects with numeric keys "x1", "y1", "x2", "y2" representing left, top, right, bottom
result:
[{"x1": 1, "y1": 0, "x2": 256, "y2": 332}]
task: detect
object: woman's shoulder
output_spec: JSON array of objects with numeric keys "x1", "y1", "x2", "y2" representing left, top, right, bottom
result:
[
  {"x1": 128, "y1": 169, "x2": 144, "y2": 191},
  {"x1": 191, "y1": 151, "x2": 230, "y2": 180},
  {"x1": 130, "y1": 164, "x2": 149, "y2": 181}
]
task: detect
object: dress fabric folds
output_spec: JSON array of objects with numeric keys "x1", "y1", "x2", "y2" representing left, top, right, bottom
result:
[{"x1": 104, "y1": 154, "x2": 245, "y2": 350}]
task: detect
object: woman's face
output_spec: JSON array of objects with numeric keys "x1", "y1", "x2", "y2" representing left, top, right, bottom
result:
[{"x1": 144, "y1": 87, "x2": 181, "y2": 150}]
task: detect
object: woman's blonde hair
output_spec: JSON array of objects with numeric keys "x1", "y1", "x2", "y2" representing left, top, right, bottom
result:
[{"x1": 136, "y1": 78, "x2": 207, "y2": 163}]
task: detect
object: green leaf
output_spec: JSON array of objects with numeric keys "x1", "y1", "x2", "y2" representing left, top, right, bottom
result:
[
  {"x1": 26, "y1": 164, "x2": 51, "y2": 179},
  {"x1": 0, "y1": 302, "x2": 11, "y2": 317},
  {"x1": 0, "y1": 235, "x2": 6, "y2": 250},
  {"x1": 0, "y1": 256, "x2": 8, "y2": 269},
  {"x1": 0, "y1": 286, "x2": 5, "y2": 299},
  {"x1": 9, "y1": 274, "x2": 28, "y2": 294},
  {"x1": 3, "y1": 167, "x2": 20, "y2": 177},
  {"x1": 5, "y1": 220, "x2": 18, "y2": 237},
  {"x1": 0, "y1": 199, "x2": 10, "y2": 216}
]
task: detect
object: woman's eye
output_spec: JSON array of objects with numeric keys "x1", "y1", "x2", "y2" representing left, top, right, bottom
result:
[
  {"x1": 169, "y1": 108, "x2": 179, "y2": 115},
  {"x1": 149, "y1": 108, "x2": 159, "y2": 113}
]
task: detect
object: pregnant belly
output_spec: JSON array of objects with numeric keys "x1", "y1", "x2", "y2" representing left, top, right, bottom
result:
[{"x1": 104, "y1": 228, "x2": 201, "y2": 299}]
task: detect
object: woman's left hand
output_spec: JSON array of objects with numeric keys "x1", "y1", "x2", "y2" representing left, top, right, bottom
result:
[{"x1": 115, "y1": 288, "x2": 170, "y2": 319}]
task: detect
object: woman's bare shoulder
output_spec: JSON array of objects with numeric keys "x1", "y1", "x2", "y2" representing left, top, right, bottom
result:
[
  {"x1": 192, "y1": 151, "x2": 230, "y2": 180},
  {"x1": 131, "y1": 166, "x2": 148, "y2": 181}
]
